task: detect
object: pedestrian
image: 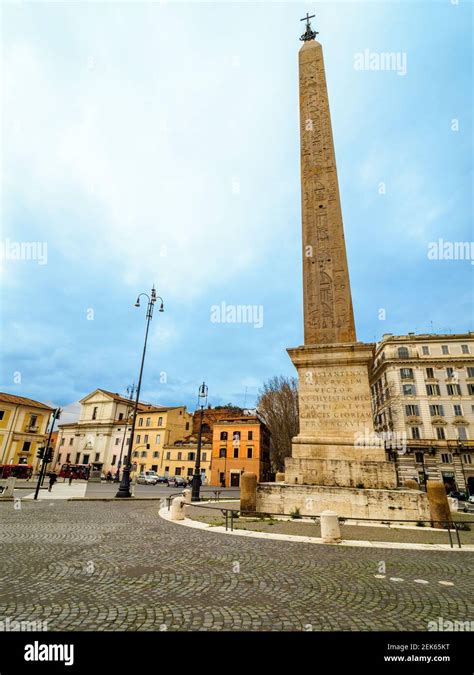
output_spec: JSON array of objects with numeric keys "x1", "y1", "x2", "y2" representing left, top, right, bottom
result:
[
  {"x1": 68, "y1": 473, "x2": 74, "y2": 486},
  {"x1": 48, "y1": 473, "x2": 58, "y2": 493},
  {"x1": 106, "y1": 470, "x2": 112, "y2": 483}
]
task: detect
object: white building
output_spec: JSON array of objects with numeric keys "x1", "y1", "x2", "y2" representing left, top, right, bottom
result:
[{"x1": 370, "y1": 332, "x2": 474, "y2": 493}]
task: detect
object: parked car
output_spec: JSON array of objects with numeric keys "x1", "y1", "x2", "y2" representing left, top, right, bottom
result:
[
  {"x1": 167, "y1": 476, "x2": 187, "y2": 488},
  {"x1": 449, "y1": 490, "x2": 468, "y2": 502},
  {"x1": 137, "y1": 473, "x2": 158, "y2": 485}
]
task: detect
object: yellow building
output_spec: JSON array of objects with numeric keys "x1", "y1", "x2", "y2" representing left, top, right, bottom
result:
[
  {"x1": 0, "y1": 392, "x2": 54, "y2": 471},
  {"x1": 130, "y1": 405, "x2": 192, "y2": 474},
  {"x1": 160, "y1": 437, "x2": 212, "y2": 483}
]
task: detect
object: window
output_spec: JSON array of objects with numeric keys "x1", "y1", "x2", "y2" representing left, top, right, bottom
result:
[
  {"x1": 94, "y1": 453, "x2": 100, "y2": 462},
  {"x1": 146, "y1": 417, "x2": 151, "y2": 426},
  {"x1": 156, "y1": 434, "x2": 161, "y2": 444},
  {"x1": 136, "y1": 435, "x2": 141, "y2": 443},
  {"x1": 462, "y1": 344, "x2": 470, "y2": 354},
  {"x1": 177, "y1": 452, "x2": 182, "y2": 461},
  {"x1": 400, "y1": 368, "x2": 414, "y2": 379},
  {"x1": 415, "y1": 452, "x2": 424, "y2": 463},
  {"x1": 233, "y1": 448, "x2": 239, "y2": 458},
  {"x1": 468, "y1": 384, "x2": 474, "y2": 395},
  {"x1": 66, "y1": 453, "x2": 71, "y2": 462},
  {"x1": 187, "y1": 452, "x2": 195, "y2": 461},
  {"x1": 220, "y1": 431, "x2": 228, "y2": 441},
  {"x1": 219, "y1": 448, "x2": 226, "y2": 458},
  {"x1": 141, "y1": 451, "x2": 147, "y2": 458},
  {"x1": 247, "y1": 447, "x2": 253, "y2": 459},
  {"x1": 457, "y1": 427, "x2": 468, "y2": 441},
  {"x1": 111, "y1": 455, "x2": 116, "y2": 465},
  {"x1": 441, "y1": 453, "x2": 453, "y2": 463},
  {"x1": 166, "y1": 452, "x2": 171, "y2": 460},
  {"x1": 0, "y1": 410, "x2": 4, "y2": 421},
  {"x1": 57, "y1": 454, "x2": 62, "y2": 464},
  {"x1": 410, "y1": 427, "x2": 421, "y2": 440},
  {"x1": 405, "y1": 405, "x2": 419, "y2": 416},
  {"x1": 69, "y1": 438, "x2": 73, "y2": 445},
  {"x1": 435, "y1": 427, "x2": 446, "y2": 440},
  {"x1": 187, "y1": 468, "x2": 193, "y2": 477},
  {"x1": 398, "y1": 347, "x2": 409, "y2": 358},
  {"x1": 118, "y1": 413, "x2": 124, "y2": 421},
  {"x1": 60, "y1": 438, "x2": 65, "y2": 446},
  {"x1": 158, "y1": 417, "x2": 163, "y2": 426},
  {"x1": 232, "y1": 431, "x2": 241, "y2": 442},
  {"x1": 426, "y1": 367, "x2": 435, "y2": 379},
  {"x1": 202, "y1": 452, "x2": 207, "y2": 461},
  {"x1": 92, "y1": 406, "x2": 98, "y2": 420},
  {"x1": 165, "y1": 466, "x2": 169, "y2": 473},
  {"x1": 429, "y1": 404, "x2": 444, "y2": 416},
  {"x1": 441, "y1": 345, "x2": 449, "y2": 355},
  {"x1": 464, "y1": 454, "x2": 472, "y2": 464},
  {"x1": 133, "y1": 451, "x2": 139, "y2": 458},
  {"x1": 175, "y1": 468, "x2": 181, "y2": 476},
  {"x1": 115, "y1": 438, "x2": 120, "y2": 445},
  {"x1": 185, "y1": 422, "x2": 190, "y2": 430},
  {"x1": 422, "y1": 346, "x2": 430, "y2": 355},
  {"x1": 21, "y1": 441, "x2": 31, "y2": 453},
  {"x1": 144, "y1": 435, "x2": 149, "y2": 443},
  {"x1": 75, "y1": 453, "x2": 81, "y2": 464},
  {"x1": 403, "y1": 384, "x2": 416, "y2": 396},
  {"x1": 446, "y1": 367, "x2": 455, "y2": 378},
  {"x1": 447, "y1": 384, "x2": 462, "y2": 396},
  {"x1": 426, "y1": 384, "x2": 441, "y2": 396},
  {"x1": 28, "y1": 414, "x2": 38, "y2": 429},
  {"x1": 453, "y1": 404, "x2": 463, "y2": 417},
  {"x1": 153, "y1": 451, "x2": 159, "y2": 458},
  {"x1": 138, "y1": 418, "x2": 143, "y2": 427},
  {"x1": 248, "y1": 431, "x2": 253, "y2": 440},
  {"x1": 468, "y1": 367, "x2": 474, "y2": 378}
]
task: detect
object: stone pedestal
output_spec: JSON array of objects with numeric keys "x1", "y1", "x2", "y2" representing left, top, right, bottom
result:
[
  {"x1": 427, "y1": 480, "x2": 451, "y2": 529},
  {"x1": 320, "y1": 510, "x2": 341, "y2": 543},
  {"x1": 286, "y1": 342, "x2": 397, "y2": 489},
  {"x1": 240, "y1": 472, "x2": 257, "y2": 512}
]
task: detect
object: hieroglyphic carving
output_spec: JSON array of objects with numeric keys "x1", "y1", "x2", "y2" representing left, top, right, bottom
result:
[{"x1": 299, "y1": 41, "x2": 356, "y2": 345}]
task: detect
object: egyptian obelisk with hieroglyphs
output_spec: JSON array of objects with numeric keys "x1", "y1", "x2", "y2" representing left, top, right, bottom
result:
[
  {"x1": 286, "y1": 14, "x2": 395, "y2": 488},
  {"x1": 255, "y1": 16, "x2": 430, "y2": 520}
]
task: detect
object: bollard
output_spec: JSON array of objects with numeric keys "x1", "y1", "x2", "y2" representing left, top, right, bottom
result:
[
  {"x1": 426, "y1": 480, "x2": 451, "y2": 529},
  {"x1": 447, "y1": 496, "x2": 459, "y2": 513},
  {"x1": 240, "y1": 472, "x2": 257, "y2": 512},
  {"x1": 170, "y1": 496, "x2": 185, "y2": 521},
  {"x1": 182, "y1": 488, "x2": 192, "y2": 505},
  {"x1": 320, "y1": 510, "x2": 341, "y2": 544},
  {"x1": 0, "y1": 477, "x2": 16, "y2": 499}
]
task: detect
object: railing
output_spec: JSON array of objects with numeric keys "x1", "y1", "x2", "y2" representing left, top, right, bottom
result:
[
  {"x1": 165, "y1": 488, "x2": 240, "y2": 510},
  {"x1": 179, "y1": 503, "x2": 473, "y2": 548}
]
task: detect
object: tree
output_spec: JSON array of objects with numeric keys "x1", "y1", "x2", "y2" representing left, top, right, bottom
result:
[{"x1": 256, "y1": 376, "x2": 299, "y2": 472}]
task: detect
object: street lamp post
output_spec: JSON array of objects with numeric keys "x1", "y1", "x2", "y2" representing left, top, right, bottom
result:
[
  {"x1": 114, "y1": 384, "x2": 136, "y2": 483},
  {"x1": 34, "y1": 407, "x2": 61, "y2": 500},
  {"x1": 115, "y1": 286, "x2": 164, "y2": 498},
  {"x1": 191, "y1": 382, "x2": 208, "y2": 502}
]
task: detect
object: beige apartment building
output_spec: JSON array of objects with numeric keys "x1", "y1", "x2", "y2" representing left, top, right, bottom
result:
[
  {"x1": 370, "y1": 332, "x2": 474, "y2": 493},
  {"x1": 160, "y1": 437, "x2": 212, "y2": 483},
  {"x1": 0, "y1": 392, "x2": 54, "y2": 471},
  {"x1": 130, "y1": 406, "x2": 192, "y2": 474}
]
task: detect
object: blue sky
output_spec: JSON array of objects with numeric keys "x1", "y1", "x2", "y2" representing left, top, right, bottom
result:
[{"x1": 1, "y1": 0, "x2": 472, "y2": 418}]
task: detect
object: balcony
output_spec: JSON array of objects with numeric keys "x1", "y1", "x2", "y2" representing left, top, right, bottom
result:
[{"x1": 25, "y1": 425, "x2": 39, "y2": 433}]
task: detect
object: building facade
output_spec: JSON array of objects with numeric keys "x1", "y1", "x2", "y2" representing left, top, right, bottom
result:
[
  {"x1": 130, "y1": 406, "x2": 192, "y2": 475},
  {"x1": 160, "y1": 438, "x2": 212, "y2": 483},
  {"x1": 370, "y1": 332, "x2": 474, "y2": 493},
  {"x1": 54, "y1": 389, "x2": 145, "y2": 474},
  {"x1": 210, "y1": 415, "x2": 271, "y2": 487},
  {"x1": 0, "y1": 393, "x2": 54, "y2": 471}
]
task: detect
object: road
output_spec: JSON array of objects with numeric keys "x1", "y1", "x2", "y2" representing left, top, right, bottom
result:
[{"x1": 0, "y1": 499, "x2": 472, "y2": 631}]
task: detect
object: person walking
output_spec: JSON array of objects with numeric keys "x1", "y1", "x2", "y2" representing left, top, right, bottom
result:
[{"x1": 48, "y1": 473, "x2": 58, "y2": 493}]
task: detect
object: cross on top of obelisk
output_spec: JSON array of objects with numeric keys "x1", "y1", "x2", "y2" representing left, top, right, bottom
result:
[{"x1": 300, "y1": 12, "x2": 318, "y2": 42}]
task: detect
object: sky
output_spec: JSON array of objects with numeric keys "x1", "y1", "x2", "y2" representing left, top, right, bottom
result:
[{"x1": 0, "y1": 0, "x2": 472, "y2": 420}]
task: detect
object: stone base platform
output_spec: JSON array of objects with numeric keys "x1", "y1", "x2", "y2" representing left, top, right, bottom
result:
[
  {"x1": 256, "y1": 483, "x2": 430, "y2": 521},
  {"x1": 285, "y1": 457, "x2": 397, "y2": 489}
]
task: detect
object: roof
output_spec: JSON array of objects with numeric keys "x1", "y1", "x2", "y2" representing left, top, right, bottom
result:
[
  {"x1": 0, "y1": 392, "x2": 54, "y2": 411},
  {"x1": 79, "y1": 388, "x2": 148, "y2": 409},
  {"x1": 137, "y1": 405, "x2": 185, "y2": 413}
]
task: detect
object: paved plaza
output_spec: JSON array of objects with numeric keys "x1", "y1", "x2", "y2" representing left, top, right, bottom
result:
[{"x1": 1, "y1": 500, "x2": 473, "y2": 631}]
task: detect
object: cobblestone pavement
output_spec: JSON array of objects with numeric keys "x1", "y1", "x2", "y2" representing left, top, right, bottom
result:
[{"x1": 1, "y1": 500, "x2": 473, "y2": 631}]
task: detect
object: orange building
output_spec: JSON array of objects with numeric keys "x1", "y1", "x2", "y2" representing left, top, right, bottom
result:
[{"x1": 210, "y1": 415, "x2": 271, "y2": 487}]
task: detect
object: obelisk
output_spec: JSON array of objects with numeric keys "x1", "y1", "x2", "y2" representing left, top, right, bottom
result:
[{"x1": 286, "y1": 15, "x2": 396, "y2": 488}]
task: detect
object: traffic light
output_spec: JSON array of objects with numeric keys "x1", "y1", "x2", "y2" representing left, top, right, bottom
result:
[
  {"x1": 36, "y1": 447, "x2": 45, "y2": 460},
  {"x1": 46, "y1": 447, "x2": 54, "y2": 462}
]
